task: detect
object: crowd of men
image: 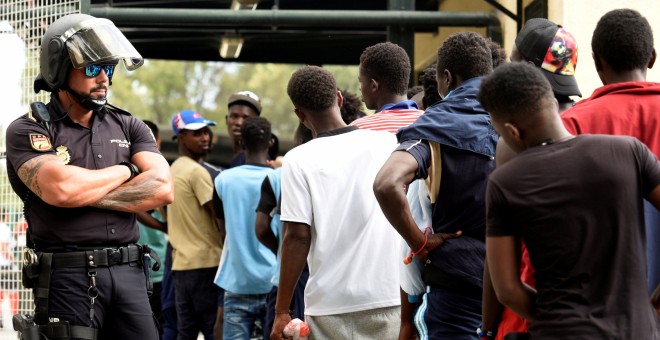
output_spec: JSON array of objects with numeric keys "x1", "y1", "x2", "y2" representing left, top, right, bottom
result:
[{"x1": 4, "y1": 6, "x2": 660, "y2": 340}]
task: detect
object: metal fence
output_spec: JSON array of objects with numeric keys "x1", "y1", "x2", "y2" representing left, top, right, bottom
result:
[{"x1": 0, "y1": 1, "x2": 80, "y2": 338}]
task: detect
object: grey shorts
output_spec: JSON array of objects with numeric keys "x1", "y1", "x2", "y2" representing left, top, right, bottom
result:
[{"x1": 306, "y1": 305, "x2": 400, "y2": 340}]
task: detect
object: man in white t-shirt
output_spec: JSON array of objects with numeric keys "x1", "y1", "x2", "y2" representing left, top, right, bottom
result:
[{"x1": 270, "y1": 66, "x2": 401, "y2": 340}]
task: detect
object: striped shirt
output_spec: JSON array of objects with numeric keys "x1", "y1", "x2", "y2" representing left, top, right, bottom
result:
[{"x1": 350, "y1": 101, "x2": 423, "y2": 134}]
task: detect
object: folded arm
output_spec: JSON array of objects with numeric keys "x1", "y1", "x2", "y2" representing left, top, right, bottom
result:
[
  {"x1": 91, "y1": 151, "x2": 173, "y2": 212},
  {"x1": 17, "y1": 154, "x2": 132, "y2": 208}
]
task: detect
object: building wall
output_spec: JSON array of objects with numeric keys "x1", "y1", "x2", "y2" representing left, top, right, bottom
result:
[
  {"x1": 414, "y1": 0, "x2": 660, "y2": 98},
  {"x1": 556, "y1": 0, "x2": 660, "y2": 98}
]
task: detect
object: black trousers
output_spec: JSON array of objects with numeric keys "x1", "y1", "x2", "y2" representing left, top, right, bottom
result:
[
  {"x1": 46, "y1": 263, "x2": 158, "y2": 340},
  {"x1": 172, "y1": 267, "x2": 219, "y2": 340}
]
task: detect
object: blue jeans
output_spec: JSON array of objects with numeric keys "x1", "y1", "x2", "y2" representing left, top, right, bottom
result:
[
  {"x1": 223, "y1": 291, "x2": 268, "y2": 340},
  {"x1": 645, "y1": 200, "x2": 660, "y2": 295}
]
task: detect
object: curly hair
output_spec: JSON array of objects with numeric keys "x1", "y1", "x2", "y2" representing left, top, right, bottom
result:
[
  {"x1": 592, "y1": 9, "x2": 654, "y2": 72},
  {"x1": 407, "y1": 85, "x2": 423, "y2": 99},
  {"x1": 359, "y1": 42, "x2": 411, "y2": 96},
  {"x1": 488, "y1": 38, "x2": 508, "y2": 69},
  {"x1": 340, "y1": 89, "x2": 365, "y2": 124},
  {"x1": 294, "y1": 122, "x2": 314, "y2": 145},
  {"x1": 478, "y1": 62, "x2": 553, "y2": 122},
  {"x1": 241, "y1": 116, "x2": 272, "y2": 153},
  {"x1": 287, "y1": 66, "x2": 337, "y2": 111},
  {"x1": 420, "y1": 66, "x2": 442, "y2": 108},
  {"x1": 437, "y1": 32, "x2": 493, "y2": 81}
]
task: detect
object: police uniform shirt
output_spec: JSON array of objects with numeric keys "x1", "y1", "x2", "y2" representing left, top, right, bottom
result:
[{"x1": 5, "y1": 96, "x2": 160, "y2": 249}]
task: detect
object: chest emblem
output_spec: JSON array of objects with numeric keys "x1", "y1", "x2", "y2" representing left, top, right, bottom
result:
[
  {"x1": 29, "y1": 134, "x2": 52, "y2": 151},
  {"x1": 56, "y1": 145, "x2": 71, "y2": 164}
]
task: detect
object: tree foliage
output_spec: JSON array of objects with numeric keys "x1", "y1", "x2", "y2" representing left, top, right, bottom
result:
[{"x1": 109, "y1": 61, "x2": 362, "y2": 140}]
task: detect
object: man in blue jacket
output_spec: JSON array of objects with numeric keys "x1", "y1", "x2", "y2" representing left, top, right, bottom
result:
[{"x1": 373, "y1": 31, "x2": 497, "y2": 339}]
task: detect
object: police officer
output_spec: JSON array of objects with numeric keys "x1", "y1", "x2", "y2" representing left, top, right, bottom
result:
[{"x1": 5, "y1": 13, "x2": 173, "y2": 339}]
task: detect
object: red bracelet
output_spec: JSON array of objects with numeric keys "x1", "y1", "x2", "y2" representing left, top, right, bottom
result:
[{"x1": 403, "y1": 226, "x2": 432, "y2": 264}]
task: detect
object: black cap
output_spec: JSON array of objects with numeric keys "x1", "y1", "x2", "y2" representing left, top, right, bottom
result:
[{"x1": 515, "y1": 18, "x2": 582, "y2": 97}]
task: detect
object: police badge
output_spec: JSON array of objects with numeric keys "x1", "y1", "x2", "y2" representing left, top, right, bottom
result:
[{"x1": 56, "y1": 145, "x2": 71, "y2": 164}]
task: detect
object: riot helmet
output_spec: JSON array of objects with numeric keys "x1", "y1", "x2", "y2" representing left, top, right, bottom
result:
[{"x1": 34, "y1": 13, "x2": 143, "y2": 110}]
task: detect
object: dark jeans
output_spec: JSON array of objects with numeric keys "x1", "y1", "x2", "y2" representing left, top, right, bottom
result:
[
  {"x1": 161, "y1": 243, "x2": 177, "y2": 340},
  {"x1": 645, "y1": 200, "x2": 660, "y2": 295},
  {"x1": 149, "y1": 282, "x2": 164, "y2": 338},
  {"x1": 414, "y1": 285, "x2": 481, "y2": 340},
  {"x1": 48, "y1": 263, "x2": 158, "y2": 340},
  {"x1": 173, "y1": 267, "x2": 219, "y2": 340},
  {"x1": 162, "y1": 307, "x2": 178, "y2": 340},
  {"x1": 264, "y1": 264, "x2": 309, "y2": 338}
]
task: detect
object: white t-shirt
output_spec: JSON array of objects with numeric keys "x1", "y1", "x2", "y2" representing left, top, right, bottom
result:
[{"x1": 281, "y1": 128, "x2": 401, "y2": 316}]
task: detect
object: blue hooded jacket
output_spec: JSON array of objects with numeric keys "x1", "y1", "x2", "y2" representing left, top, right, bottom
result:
[{"x1": 397, "y1": 77, "x2": 497, "y2": 288}]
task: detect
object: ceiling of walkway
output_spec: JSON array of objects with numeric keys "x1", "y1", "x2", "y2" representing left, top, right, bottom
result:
[{"x1": 88, "y1": 0, "x2": 452, "y2": 65}]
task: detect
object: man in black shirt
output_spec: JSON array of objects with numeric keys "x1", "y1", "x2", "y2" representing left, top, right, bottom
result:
[
  {"x1": 480, "y1": 62, "x2": 660, "y2": 339},
  {"x1": 5, "y1": 13, "x2": 173, "y2": 339}
]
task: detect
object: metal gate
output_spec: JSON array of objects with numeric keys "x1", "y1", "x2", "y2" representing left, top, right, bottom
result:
[{"x1": 1, "y1": 1, "x2": 80, "y2": 338}]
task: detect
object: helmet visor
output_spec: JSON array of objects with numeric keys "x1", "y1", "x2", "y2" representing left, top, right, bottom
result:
[{"x1": 64, "y1": 18, "x2": 143, "y2": 70}]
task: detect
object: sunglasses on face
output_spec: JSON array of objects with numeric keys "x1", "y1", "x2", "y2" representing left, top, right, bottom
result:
[{"x1": 83, "y1": 64, "x2": 116, "y2": 79}]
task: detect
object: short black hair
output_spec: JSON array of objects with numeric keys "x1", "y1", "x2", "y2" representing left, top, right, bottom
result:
[
  {"x1": 478, "y1": 62, "x2": 554, "y2": 122},
  {"x1": 360, "y1": 42, "x2": 411, "y2": 96},
  {"x1": 340, "y1": 89, "x2": 365, "y2": 124},
  {"x1": 420, "y1": 66, "x2": 441, "y2": 108},
  {"x1": 143, "y1": 120, "x2": 159, "y2": 139},
  {"x1": 294, "y1": 122, "x2": 313, "y2": 145},
  {"x1": 241, "y1": 117, "x2": 272, "y2": 153},
  {"x1": 407, "y1": 85, "x2": 423, "y2": 99},
  {"x1": 287, "y1": 66, "x2": 337, "y2": 111},
  {"x1": 268, "y1": 133, "x2": 279, "y2": 159},
  {"x1": 437, "y1": 32, "x2": 493, "y2": 81},
  {"x1": 592, "y1": 9, "x2": 654, "y2": 72},
  {"x1": 488, "y1": 38, "x2": 507, "y2": 69}
]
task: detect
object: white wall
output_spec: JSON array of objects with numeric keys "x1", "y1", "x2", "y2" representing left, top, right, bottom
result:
[{"x1": 558, "y1": 1, "x2": 660, "y2": 98}]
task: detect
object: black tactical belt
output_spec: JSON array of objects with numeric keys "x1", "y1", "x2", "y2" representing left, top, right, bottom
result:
[{"x1": 50, "y1": 245, "x2": 141, "y2": 268}]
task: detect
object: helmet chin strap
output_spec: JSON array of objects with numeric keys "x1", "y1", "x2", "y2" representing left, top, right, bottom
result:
[{"x1": 63, "y1": 85, "x2": 107, "y2": 112}]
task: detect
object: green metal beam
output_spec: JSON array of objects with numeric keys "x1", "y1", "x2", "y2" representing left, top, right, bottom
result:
[{"x1": 88, "y1": 7, "x2": 500, "y2": 29}]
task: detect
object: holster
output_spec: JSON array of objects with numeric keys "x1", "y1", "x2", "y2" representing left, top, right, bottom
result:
[
  {"x1": 21, "y1": 248, "x2": 40, "y2": 289},
  {"x1": 140, "y1": 244, "x2": 161, "y2": 296}
]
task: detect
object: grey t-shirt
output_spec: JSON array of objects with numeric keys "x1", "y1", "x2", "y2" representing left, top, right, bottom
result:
[{"x1": 487, "y1": 135, "x2": 660, "y2": 339}]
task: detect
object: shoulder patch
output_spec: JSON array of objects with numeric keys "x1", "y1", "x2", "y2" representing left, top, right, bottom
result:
[{"x1": 29, "y1": 133, "x2": 52, "y2": 151}]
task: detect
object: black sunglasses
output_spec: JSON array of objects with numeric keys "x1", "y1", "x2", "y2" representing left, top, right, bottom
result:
[{"x1": 84, "y1": 64, "x2": 115, "y2": 79}]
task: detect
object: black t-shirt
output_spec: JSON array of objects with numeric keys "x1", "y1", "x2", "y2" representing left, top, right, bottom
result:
[
  {"x1": 256, "y1": 176, "x2": 277, "y2": 216},
  {"x1": 487, "y1": 135, "x2": 660, "y2": 339},
  {"x1": 5, "y1": 98, "x2": 160, "y2": 248}
]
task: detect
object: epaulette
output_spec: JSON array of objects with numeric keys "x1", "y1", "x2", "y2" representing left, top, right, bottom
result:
[{"x1": 106, "y1": 103, "x2": 133, "y2": 116}]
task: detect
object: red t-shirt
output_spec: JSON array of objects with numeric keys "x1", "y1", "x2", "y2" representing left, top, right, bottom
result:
[{"x1": 561, "y1": 81, "x2": 660, "y2": 157}]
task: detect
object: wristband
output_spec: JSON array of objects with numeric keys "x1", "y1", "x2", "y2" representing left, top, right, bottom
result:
[
  {"x1": 275, "y1": 310, "x2": 292, "y2": 316},
  {"x1": 119, "y1": 161, "x2": 140, "y2": 182}
]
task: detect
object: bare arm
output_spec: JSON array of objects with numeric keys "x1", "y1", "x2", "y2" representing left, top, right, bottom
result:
[
  {"x1": 487, "y1": 235, "x2": 536, "y2": 321},
  {"x1": 651, "y1": 283, "x2": 660, "y2": 316},
  {"x1": 17, "y1": 154, "x2": 131, "y2": 207},
  {"x1": 399, "y1": 288, "x2": 417, "y2": 340},
  {"x1": 204, "y1": 199, "x2": 226, "y2": 244},
  {"x1": 373, "y1": 151, "x2": 459, "y2": 262},
  {"x1": 647, "y1": 185, "x2": 660, "y2": 212},
  {"x1": 91, "y1": 151, "x2": 173, "y2": 212},
  {"x1": 255, "y1": 212, "x2": 278, "y2": 254},
  {"x1": 482, "y1": 260, "x2": 504, "y2": 333},
  {"x1": 136, "y1": 211, "x2": 167, "y2": 233},
  {"x1": 271, "y1": 221, "x2": 311, "y2": 340}
]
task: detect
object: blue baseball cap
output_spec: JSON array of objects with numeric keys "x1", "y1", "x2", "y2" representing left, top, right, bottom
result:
[{"x1": 171, "y1": 110, "x2": 216, "y2": 139}]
